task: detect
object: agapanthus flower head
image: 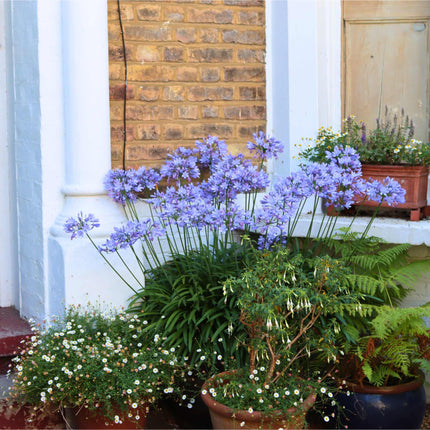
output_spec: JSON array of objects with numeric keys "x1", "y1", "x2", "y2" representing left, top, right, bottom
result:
[
  {"x1": 64, "y1": 212, "x2": 100, "y2": 239},
  {"x1": 135, "y1": 167, "x2": 161, "y2": 191},
  {"x1": 98, "y1": 220, "x2": 165, "y2": 253},
  {"x1": 247, "y1": 131, "x2": 284, "y2": 160},
  {"x1": 104, "y1": 169, "x2": 143, "y2": 205},
  {"x1": 161, "y1": 147, "x2": 200, "y2": 185},
  {"x1": 325, "y1": 145, "x2": 361, "y2": 174},
  {"x1": 364, "y1": 177, "x2": 406, "y2": 206},
  {"x1": 194, "y1": 136, "x2": 228, "y2": 168},
  {"x1": 204, "y1": 154, "x2": 269, "y2": 202}
]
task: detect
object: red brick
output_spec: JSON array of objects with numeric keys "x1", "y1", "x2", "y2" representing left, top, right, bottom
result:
[
  {"x1": 109, "y1": 64, "x2": 123, "y2": 80},
  {"x1": 110, "y1": 104, "x2": 123, "y2": 121},
  {"x1": 188, "y1": 86, "x2": 234, "y2": 101},
  {"x1": 163, "y1": 86, "x2": 185, "y2": 101},
  {"x1": 164, "y1": 47, "x2": 184, "y2": 62},
  {"x1": 128, "y1": 65, "x2": 175, "y2": 82},
  {"x1": 126, "y1": 144, "x2": 170, "y2": 161},
  {"x1": 111, "y1": 145, "x2": 122, "y2": 162},
  {"x1": 135, "y1": 124, "x2": 161, "y2": 140},
  {"x1": 109, "y1": 45, "x2": 132, "y2": 62},
  {"x1": 124, "y1": 26, "x2": 171, "y2": 42},
  {"x1": 111, "y1": 125, "x2": 134, "y2": 142},
  {"x1": 222, "y1": 30, "x2": 265, "y2": 44},
  {"x1": 136, "y1": 5, "x2": 161, "y2": 21},
  {"x1": 189, "y1": 48, "x2": 233, "y2": 63},
  {"x1": 164, "y1": 125, "x2": 184, "y2": 140},
  {"x1": 202, "y1": 106, "x2": 219, "y2": 118},
  {"x1": 158, "y1": 106, "x2": 175, "y2": 120},
  {"x1": 136, "y1": 86, "x2": 160, "y2": 102},
  {"x1": 224, "y1": 0, "x2": 263, "y2": 5},
  {"x1": 186, "y1": 123, "x2": 233, "y2": 139},
  {"x1": 223, "y1": 106, "x2": 266, "y2": 120},
  {"x1": 239, "y1": 124, "x2": 266, "y2": 138},
  {"x1": 179, "y1": 106, "x2": 199, "y2": 120},
  {"x1": 136, "y1": 46, "x2": 160, "y2": 62},
  {"x1": 177, "y1": 66, "x2": 199, "y2": 81},
  {"x1": 126, "y1": 105, "x2": 159, "y2": 121},
  {"x1": 239, "y1": 86, "x2": 266, "y2": 100},
  {"x1": 237, "y1": 10, "x2": 265, "y2": 25},
  {"x1": 224, "y1": 67, "x2": 265, "y2": 82},
  {"x1": 238, "y1": 49, "x2": 265, "y2": 63},
  {"x1": 176, "y1": 28, "x2": 197, "y2": 43},
  {"x1": 109, "y1": 84, "x2": 135, "y2": 101},
  {"x1": 188, "y1": 8, "x2": 233, "y2": 24},
  {"x1": 108, "y1": 3, "x2": 134, "y2": 21},
  {"x1": 200, "y1": 28, "x2": 219, "y2": 43},
  {"x1": 200, "y1": 67, "x2": 220, "y2": 82},
  {"x1": 164, "y1": 5, "x2": 185, "y2": 22}
]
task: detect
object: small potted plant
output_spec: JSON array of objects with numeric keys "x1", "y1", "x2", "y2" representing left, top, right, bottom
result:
[
  {"x1": 5, "y1": 304, "x2": 182, "y2": 429},
  {"x1": 336, "y1": 305, "x2": 430, "y2": 429},
  {"x1": 300, "y1": 108, "x2": 430, "y2": 220},
  {"x1": 200, "y1": 246, "x2": 365, "y2": 430}
]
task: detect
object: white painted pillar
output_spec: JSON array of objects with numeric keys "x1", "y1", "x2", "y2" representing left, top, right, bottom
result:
[
  {"x1": 266, "y1": 0, "x2": 342, "y2": 180},
  {"x1": 48, "y1": 0, "x2": 135, "y2": 317}
]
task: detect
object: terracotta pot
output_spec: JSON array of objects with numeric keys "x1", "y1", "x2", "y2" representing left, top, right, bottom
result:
[
  {"x1": 201, "y1": 371, "x2": 316, "y2": 429},
  {"x1": 62, "y1": 404, "x2": 148, "y2": 429},
  {"x1": 358, "y1": 164, "x2": 429, "y2": 210},
  {"x1": 336, "y1": 373, "x2": 426, "y2": 429}
]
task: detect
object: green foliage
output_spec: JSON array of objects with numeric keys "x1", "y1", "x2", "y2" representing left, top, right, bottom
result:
[
  {"x1": 299, "y1": 108, "x2": 430, "y2": 166},
  {"x1": 7, "y1": 305, "x2": 184, "y2": 424},
  {"x1": 129, "y1": 241, "x2": 253, "y2": 366},
  {"x1": 207, "y1": 246, "x2": 365, "y2": 414},
  {"x1": 322, "y1": 233, "x2": 430, "y2": 307},
  {"x1": 353, "y1": 305, "x2": 430, "y2": 386}
]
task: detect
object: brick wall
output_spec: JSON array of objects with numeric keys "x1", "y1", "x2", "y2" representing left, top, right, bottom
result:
[{"x1": 108, "y1": 0, "x2": 266, "y2": 169}]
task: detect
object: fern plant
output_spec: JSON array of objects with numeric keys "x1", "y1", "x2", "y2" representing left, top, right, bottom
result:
[{"x1": 342, "y1": 305, "x2": 430, "y2": 387}]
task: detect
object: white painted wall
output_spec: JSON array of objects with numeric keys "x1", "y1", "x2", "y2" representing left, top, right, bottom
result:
[
  {"x1": 8, "y1": 0, "x2": 45, "y2": 318},
  {"x1": 266, "y1": 0, "x2": 342, "y2": 205},
  {"x1": 0, "y1": 0, "x2": 18, "y2": 308}
]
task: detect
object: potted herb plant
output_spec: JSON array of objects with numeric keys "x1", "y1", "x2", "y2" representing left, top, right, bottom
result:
[
  {"x1": 200, "y1": 246, "x2": 366, "y2": 430},
  {"x1": 300, "y1": 108, "x2": 430, "y2": 220},
  {"x1": 336, "y1": 305, "x2": 430, "y2": 429},
  {"x1": 5, "y1": 305, "x2": 182, "y2": 429}
]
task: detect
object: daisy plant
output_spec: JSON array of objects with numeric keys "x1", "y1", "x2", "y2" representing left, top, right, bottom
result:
[{"x1": 6, "y1": 305, "x2": 186, "y2": 426}]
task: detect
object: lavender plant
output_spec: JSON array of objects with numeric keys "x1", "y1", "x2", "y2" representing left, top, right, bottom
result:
[
  {"x1": 64, "y1": 133, "x2": 405, "y2": 366},
  {"x1": 300, "y1": 108, "x2": 430, "y2": 166}
]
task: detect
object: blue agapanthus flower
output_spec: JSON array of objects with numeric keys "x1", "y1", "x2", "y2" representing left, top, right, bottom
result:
[
  {"x1": 247, "y1": 131, "x2": 284, "y2": 160},
  {"x1": 161, "y1": 147, "x2": 200, "y2": 185},
  {"x1": 365, "y1": 177, "x2": 406, "y2": 206},
  {"x1": 64, "y1": 212, "x2": 100, "y2": 239}
]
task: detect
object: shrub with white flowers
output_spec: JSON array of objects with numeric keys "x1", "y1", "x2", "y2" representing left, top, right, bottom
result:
[{"x1": 6, "y1": 305, "x2": 185, "y2": 425}]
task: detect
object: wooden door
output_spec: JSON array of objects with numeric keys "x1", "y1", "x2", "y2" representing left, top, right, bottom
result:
[{"x1": 343, "y1": 0, "x2": 430, "y2": 141}]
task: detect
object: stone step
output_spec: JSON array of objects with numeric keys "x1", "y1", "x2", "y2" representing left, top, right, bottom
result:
[{"x1": 0, "y1": 307, "x2": 32, "y2": 374}]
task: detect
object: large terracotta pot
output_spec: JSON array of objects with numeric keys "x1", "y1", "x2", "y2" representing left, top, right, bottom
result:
[
  {"x1": 62, "y1": 404, "x2": 148, "y2": 429},
  {"x1": 336, "y1": 373, "x2": 426, "y2": 429},
  {"x1": 357, "y1": 164, "x2": 429, "y2": 220},
  {"x1": 201, "y1": 371, "x2": 316, "y2": 430}
]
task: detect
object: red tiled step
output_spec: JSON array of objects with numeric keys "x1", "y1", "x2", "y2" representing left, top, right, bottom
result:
[
  {"x1": 0, "y1": 308, "x2": 32, "y2": 374},
  {"x1": 0, "y1": 307, "x2": 32, "y2": 357}
]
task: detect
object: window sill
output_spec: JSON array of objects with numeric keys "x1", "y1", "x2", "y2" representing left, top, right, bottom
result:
[{"x1": 294, "y1": 214, "x2": 430, "y2": 246}]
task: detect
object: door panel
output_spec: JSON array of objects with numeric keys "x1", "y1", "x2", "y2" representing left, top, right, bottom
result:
[{"x1": 343, "y1": 0, "x2": 430, "y2": 141}]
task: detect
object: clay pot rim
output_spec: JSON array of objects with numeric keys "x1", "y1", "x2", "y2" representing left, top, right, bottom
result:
[
  {"x1": 200, "y1": 370, "x2": 316, "y2": 422},
  {"x1": 340, "y1": 370, "x2": 425, "y2": 395},
  {"x1": 361, "y1": 164, "x2": 429, "y2": 173}
]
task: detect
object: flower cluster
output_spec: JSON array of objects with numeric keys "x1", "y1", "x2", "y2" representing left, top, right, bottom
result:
[
  {"x1": 7, "y1": 305, "x2": 183, "y2": 423},
  {"x1": 65, "y1": 135, "x2": 405, "y2": 256},
  {"x1": 62, "y1": 132, "x2": 406, "y2": 370},
  {"x1": 300, "y1": 108, "x2": 430, "y2": 166}
]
